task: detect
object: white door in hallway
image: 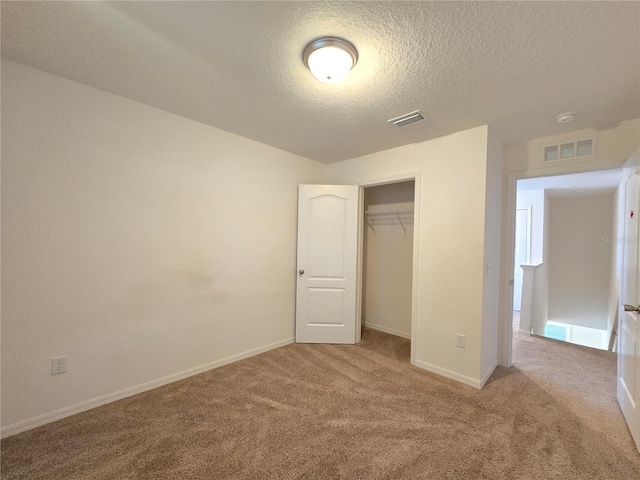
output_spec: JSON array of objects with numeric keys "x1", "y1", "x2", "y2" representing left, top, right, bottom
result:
[
  {"x1": 618, "y1": 152, "x2": 640, "y2": 451},
  {"x1": 296, "y1": 185, "x2": 360, "y2": 344}
]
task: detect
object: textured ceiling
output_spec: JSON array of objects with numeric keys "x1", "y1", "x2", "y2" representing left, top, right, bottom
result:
[{"x1": 2, "y1": 1, "x2": 639, "y2": 163}]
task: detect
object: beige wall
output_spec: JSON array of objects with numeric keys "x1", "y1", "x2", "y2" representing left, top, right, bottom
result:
[
  {"x1": 547, "y1": 191, "x2": 615, "y2": 330},
  {"x1": 327, "y1": 125, "x2": 498, "y2": 386},
  {"x1": 362, "y1": 181, "x2": 414, "y2": 338},
  {"x1": 1, "y1": 61, "x2": 325, "y2": 433}
]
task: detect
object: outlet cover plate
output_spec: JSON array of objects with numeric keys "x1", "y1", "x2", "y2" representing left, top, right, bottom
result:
[{"x1": 52, "y1": 356, "x2": 67, "y2": 375}]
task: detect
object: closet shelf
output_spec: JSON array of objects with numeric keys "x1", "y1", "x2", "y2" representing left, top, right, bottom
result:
[
  {"x1": 365, "y1": 209, "x2": 414, "y2": 234},
  {"x1": 365, "y1": 208, "x2": 414, "y2": 217}
]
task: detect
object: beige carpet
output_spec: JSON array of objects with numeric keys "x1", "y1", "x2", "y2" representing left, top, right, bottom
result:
[{"x1": 2, "y1": 329, "x2": 639, "y2": 479}]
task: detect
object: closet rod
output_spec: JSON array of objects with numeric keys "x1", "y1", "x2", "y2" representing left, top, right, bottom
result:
[{"x1": 365, "y1": 208, "x2": 414, "y2": 217}]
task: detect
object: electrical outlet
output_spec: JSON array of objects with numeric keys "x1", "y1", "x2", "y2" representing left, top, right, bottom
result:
[
  {"x1": 52, "y1": 356, "x2": 67, "y2": 375},
  {"x1": 456, "y1": 334, "x2": 466, "y2": 349}
]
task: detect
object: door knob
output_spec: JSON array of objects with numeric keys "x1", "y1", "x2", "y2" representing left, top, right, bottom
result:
[
  {"x1": 299, "y1": 269, "x2": 305, "y2": 275},
  {"x1": 624, "y1": 304, "x2": 640, "y2": 312}
]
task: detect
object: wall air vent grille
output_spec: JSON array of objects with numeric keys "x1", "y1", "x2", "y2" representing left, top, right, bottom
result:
[
  {"x1": 576, "y1": 139, "x2": 593, "y2": 156},
  {"x1": 387, "y1": 110, "x2": 424, "y2": 127},
  {"x1": 543, "y1": 137, "x2": 596, "y2": 162}
]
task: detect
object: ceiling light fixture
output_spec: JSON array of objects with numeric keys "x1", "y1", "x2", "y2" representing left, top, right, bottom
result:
[
  {"x1": 303, "y1": 37, "x2": 358, "y2": 84},
  {"x1": 556, "y1": 112, "x2": 576, "y2": 124}
]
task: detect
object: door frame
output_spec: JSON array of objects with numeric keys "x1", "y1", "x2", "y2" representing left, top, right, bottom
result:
[
  {"x1": 357, "y1": 172, "x2": 421, "y2": 364},
  {"x1": 499, "y1": 166, "x2": 624, "y2": 367}
]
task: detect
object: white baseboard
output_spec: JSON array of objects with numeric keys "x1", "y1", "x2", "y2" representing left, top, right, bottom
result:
[
  {"x1": 363, "y1": 322, "x2": 411, "y2": 339},
  {"x1": 480, "y1": 360, "x2": 498, "y2": 387},
  {"x1": 518, "y1": 328, "x2": 532, "y2": 336},
  {"x1": 1, "y1": 337, "x2": 294, "y2": 439},
  {"x1": 412, "y1": 359, "x2": 483, "y2": 389}
]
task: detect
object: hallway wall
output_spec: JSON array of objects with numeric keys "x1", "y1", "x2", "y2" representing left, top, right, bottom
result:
[{"x1": 547, "y1": 190, "x2": 616, "y2": 330}]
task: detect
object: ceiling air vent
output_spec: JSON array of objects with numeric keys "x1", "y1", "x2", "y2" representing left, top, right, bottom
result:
[
  {"x1": 388, "y1": 110, "x2": 424, "y2": 127},
  {"x1": 543, "y1": 137, "x2": 596, "y2": 162}
]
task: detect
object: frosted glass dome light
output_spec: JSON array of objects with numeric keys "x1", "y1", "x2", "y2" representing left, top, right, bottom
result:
[{"x1": 303, "y1": 37, "x2": 358, "y2": 84}]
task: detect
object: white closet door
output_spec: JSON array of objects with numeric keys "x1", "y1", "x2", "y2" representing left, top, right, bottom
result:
[{"x1": 296, "y1": 185, "x2": 359, "y2": 344}]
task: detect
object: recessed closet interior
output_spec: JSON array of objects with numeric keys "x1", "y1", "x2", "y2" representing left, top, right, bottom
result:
[{"x1": 362, "y1": 181, "x2": 415, "y2": 345}]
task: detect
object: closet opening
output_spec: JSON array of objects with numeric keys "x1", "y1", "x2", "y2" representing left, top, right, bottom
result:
[{"x1": 360, "y1": 180, "x2": 416, "y2": 363}]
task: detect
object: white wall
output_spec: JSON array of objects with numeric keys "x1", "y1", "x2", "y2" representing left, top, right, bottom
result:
[
  {"x1": 362, "y1": 181, "x2": 414, "y2": 338},
  {"x1": 327, "y1": 125, "x2": 498, "y2": 387},
  {"x1": 547, "y1": 191, "x2": 615, "y2": 330},
  {"x1": 1, "y1": 61, "x2": 325, "y2": 434},
  {"x1": 499, "y1": 119, "x2": 640, "y2": 365}
]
